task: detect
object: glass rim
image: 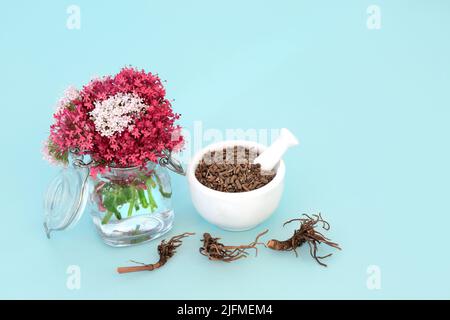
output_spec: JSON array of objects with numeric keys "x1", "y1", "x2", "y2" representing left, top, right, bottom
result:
[{"x1": 103, "y1": 162, "x2": 157, "y2": 172}]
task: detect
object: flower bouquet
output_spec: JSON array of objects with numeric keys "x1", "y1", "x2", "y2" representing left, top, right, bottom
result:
[{"x1": 44, "y1": 67, "x2": 184, "y2": 246}]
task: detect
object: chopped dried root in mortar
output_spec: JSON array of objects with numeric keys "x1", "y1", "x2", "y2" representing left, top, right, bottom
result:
[
  {"x1": 117, "y1": 232, "x2": 195, "y2": 273},
  {"x1": 267, "y1": 213, "x2": 341, "y2": 267},
  {"x1": 195, "y1": 146, "x2": 276, "y2": 192},
  {"x1": 200, "y1": 230, "x2": 268, "y2": 262}
]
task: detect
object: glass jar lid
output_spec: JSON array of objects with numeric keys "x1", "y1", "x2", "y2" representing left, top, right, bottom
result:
[{"x1": 43, "y1": 166, "x2": 90, "y2": 239}]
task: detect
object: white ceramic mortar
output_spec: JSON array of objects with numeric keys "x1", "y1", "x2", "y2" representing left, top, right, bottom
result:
[{"x1": 187, "y1": 140, "x2": 285, "y2": 231}]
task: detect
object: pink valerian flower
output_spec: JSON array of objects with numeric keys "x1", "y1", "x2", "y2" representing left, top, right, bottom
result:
[
  {"x1": 89, "y1": 166, "x2": 107, "y2": 179},
  {"x1": 47, "y1": 67, "x2": 184, "y2": 169},
  {"x1": 42, "y1": 139, "x2": 69, "y2": 167},
  {"x1": 170, "y1": 127, "x2": 185, "y2": 153},
  {"x1": 41, "y1": 140, "x2": 58, "y2": 166},
  {"x1": 55, "y1": 86, "x2": 80, "y2": 114}
]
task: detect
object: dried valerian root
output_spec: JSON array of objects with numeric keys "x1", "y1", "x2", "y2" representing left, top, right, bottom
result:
[
  {"x1": 200, "y1": 230, "x2": 268, "y2": 262},
  {"x1": 267, "y1": 214, "x2": 341, "y2": 267},
  {"x1": 117, "y1": 232, "x2": 195, "y2": 273}
]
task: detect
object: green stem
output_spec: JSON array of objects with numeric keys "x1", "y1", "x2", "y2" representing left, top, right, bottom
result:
[
  {"x1": 112, "y1": 207, "x2": 122, "y2": 220},
  {"x1": 137, "y1": 188, "x2": 148, "y2": 208},
  {"x1": 112, "y1": 194, "x2": 122, "y2": 220},
  {"x1": 127, "y1": 188, "x2": 137, "y2": 217},
  {"x1": 103, "y1": 199, "x2": 121, "y2": 221},
  {"x1": 102, "y1": 211, "x2": 114, "y2": 225},
  {"x1": 155, "y1": 174, "x2": 172, "y2": 198},
  {"x1": 148, "y1": 176, "x2": 156, "y2": 188},
  {"x1": 145, "y1": 179, "x2": 158, "y2": 213}
]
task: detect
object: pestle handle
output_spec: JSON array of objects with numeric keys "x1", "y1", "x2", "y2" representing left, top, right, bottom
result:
[{"x1": 254, "y1": 128, "x2": 299, "y2": 171}]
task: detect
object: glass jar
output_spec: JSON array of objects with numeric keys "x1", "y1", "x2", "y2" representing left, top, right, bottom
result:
[
  {"x1": 89, "y1": 163, "x2": 173, "y2": 246},
  {"x1": 44, "y1": 151, "x2": 184, "y2": 247}
]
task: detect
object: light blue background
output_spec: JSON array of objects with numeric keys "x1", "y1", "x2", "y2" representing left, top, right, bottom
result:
[{"x1": 1, "y1": 0, "x2": 449, "y2": 299}]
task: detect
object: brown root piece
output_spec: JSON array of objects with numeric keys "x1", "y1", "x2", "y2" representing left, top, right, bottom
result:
[
  {"x1": 200, "y1": 229, "x2": 268, "y2": 262},
  {"x1": 117, "y1": 232, "x2": 195, "y2": 274},
  {"x1": 267, "y1": 213, "x2": 341, "y2": 267}
]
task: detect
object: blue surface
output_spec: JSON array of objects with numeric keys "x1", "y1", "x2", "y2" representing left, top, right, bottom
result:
[{"x1": 1, "y1": 0, "x2": 449, "y2": 299}]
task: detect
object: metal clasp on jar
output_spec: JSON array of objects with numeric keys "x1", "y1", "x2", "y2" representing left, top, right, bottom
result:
[{"x1": 159, "y1": 150, "x2": 185, "y2": 176}]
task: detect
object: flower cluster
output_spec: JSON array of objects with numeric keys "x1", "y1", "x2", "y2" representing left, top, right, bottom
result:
[{"x1": 45, "y1": 67, "x2": 183, "y2": 169}]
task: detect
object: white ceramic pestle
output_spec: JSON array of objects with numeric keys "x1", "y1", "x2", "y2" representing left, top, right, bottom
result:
[{"x1": 254, "y1": 128, "x2": 299, "y2": 171}]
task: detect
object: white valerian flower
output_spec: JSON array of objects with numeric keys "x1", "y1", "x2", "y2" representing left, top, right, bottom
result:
[
  {"x1": 55, "y1": 85, "x2": 80, "y2": 114},
  {"x1": 90, "y1": 92, "x2": 148, "y2": 137}
]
